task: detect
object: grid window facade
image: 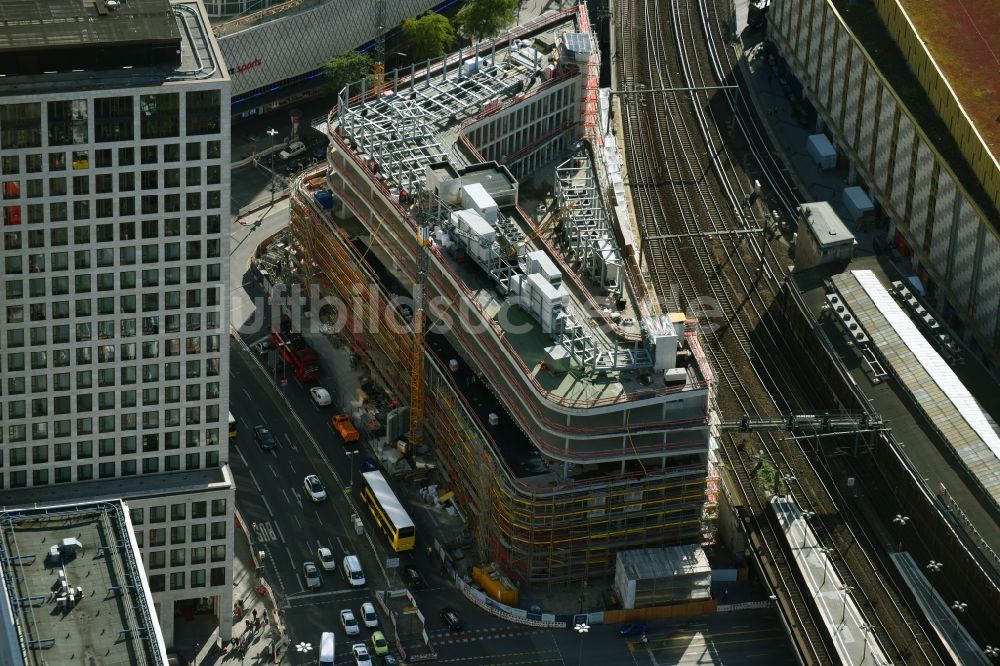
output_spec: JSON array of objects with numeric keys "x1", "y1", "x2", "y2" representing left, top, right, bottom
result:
[{"x1": 0, "y1": 88, "x2": 230, "y2": 490}]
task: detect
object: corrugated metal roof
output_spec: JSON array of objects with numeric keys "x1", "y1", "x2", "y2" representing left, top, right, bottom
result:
[{"x1": 834, "y1": 270, "x2": 1000, "y2": 505}]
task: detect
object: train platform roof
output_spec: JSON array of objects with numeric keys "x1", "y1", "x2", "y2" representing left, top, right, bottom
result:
[{"x1": 792, "y1": 254, "x2": 1000, "y2": 561}]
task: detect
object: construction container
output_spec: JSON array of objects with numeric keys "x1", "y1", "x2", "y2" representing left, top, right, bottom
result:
[
  {"x1": 614, "y1": 545, "x2": 712, "y2": 609},
  {"x1": 460, "y1": 183, "x2": 499, "y2": 223},
  {"x1": 314, "y1": 189, "x2": 334, "y2": 209},
  {"x1": 842, "y1": 186, "x2": 874, "y2": 221},
  {"x1": 509, "y1": 273, "x2": 568, "y2": 335},
  {"x1": 806, "y1": 134, "x2": 836, "y2": 170},
  {"x1": 472, "y1": 565, "x2": 519, "y2": 606},
  {"x1": 525, "y1": 250, "x2": 562, "y2": 286}
]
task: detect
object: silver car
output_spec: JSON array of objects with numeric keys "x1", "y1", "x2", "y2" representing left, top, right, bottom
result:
[{"x1": 303, "y1": 561, "x2": 321, "y2": 589}]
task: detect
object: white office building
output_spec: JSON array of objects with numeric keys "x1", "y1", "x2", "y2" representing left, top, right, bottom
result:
[{"x1": 0, "y1": 0, "x2": 234, "y2": 646}]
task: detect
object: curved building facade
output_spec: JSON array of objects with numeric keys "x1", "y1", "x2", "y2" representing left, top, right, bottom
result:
[{"x1": 289, "y1": 7, "x2": 716, "y2": 583}]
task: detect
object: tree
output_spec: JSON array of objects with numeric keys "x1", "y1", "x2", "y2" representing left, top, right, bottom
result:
[
  {"x1": 401, "y1": 12, "x2": 456, "y2": 61},
  {"x1": 454, "y1": 0, "x2": 519, "y2": 42},
  {"x1": 324, "y1": 52, "x2": 373, "y2": 95}
]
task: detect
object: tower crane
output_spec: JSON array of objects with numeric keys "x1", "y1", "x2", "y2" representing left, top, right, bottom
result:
[
  {"x1": 407, "y1": 223, "x2": 430, "y2": 453},
  {"x1": 373, "y1": 0, "x2": 386, "y2": 96}
]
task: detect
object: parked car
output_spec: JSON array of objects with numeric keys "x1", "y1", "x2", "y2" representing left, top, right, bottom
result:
[
  {"x1": 341, "y1": 609, "x2": 360, "y2": 636},
  {"x1": 310, "y1": 386, "x2": 332, "y2": 406},
  {"x1": 278, "y1": 140, "x2": 306, "y2": 160},
  {"x1": 303, "y1": 562, "x2": 321, "y2": 589},
  {"x1": 361, "y1": 458, "x2": 380, "y2": 473},
  {"x1": 360, "y1": 601, "x2": 379, "y2": 628},
  {"x1": 254, "y1": 425, "x2": 277, "y2": 450},
  {"x1": 440, "y1": 607, "x2": 462, "y2": 632},
  {"x1": 402, "y1": 565, "x2": 424, "y2": 589},
  {"x1": 371, "y1": 631, "x2": 389, "y2": 655},
  {"x1": 316, "y1": 547, "x2": 337, "y2": 571},
  {"x1": 380, "y1": 655, "x2": 399, "y2": 666},
  {"x1": 303, "y1": 474, "x2": 327, "y2": 501},
  {"x1": 618, "y1": 622, "x2": 647, "y2": 637},
  {"x1": 352, "y1": 643, "x2": 373, "y2": 666}
]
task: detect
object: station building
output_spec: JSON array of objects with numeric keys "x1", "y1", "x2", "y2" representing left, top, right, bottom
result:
[
  {"x1": 289, "y1": 6, "x2": 717, "y2": 585},
  {"x1": 767, "y1": 0, "x2": 1000, "y2": 363},
  {"x1": 0, "y1": 0, "x2": 234, "y2": 646}
]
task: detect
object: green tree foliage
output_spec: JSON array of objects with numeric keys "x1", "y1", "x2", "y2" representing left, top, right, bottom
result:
[
  {"x1": 324, "y1": 52, "x2": 373, "y2": 94},
  {"x1": 454, "y1": 0, "x2": 519, "y2": 41},
  {"x1": 754, "y1": 460, "x2": 776, "y2": 495},
  {"x1": 401, "y1": 12, "x2": 456, "y2": 61}
]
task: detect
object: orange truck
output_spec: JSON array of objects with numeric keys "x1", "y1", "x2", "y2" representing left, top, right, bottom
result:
[{"x1": 331, "y1": 414, "x2": 360, "y2": 443}]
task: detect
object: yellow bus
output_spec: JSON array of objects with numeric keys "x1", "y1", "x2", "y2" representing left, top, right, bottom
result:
[
  {"x1": 359, "y1": 470, "x2": 415, "y2": 552},
  {"x1": 228, "y1": 412, "x2": 237, "y2": 439}
]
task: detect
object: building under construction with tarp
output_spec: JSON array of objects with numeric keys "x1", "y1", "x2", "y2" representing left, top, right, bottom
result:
[{"x1": 288, "y1": 5, "x2": 718, "y2": 585}]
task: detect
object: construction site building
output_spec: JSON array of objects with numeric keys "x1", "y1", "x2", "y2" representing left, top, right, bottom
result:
[{"x1": 289, "y1": 6, "x2": 716, "y2": 585}]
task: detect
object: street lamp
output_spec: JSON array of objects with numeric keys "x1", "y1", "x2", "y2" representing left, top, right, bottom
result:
[
  {"x1": 781, "y1": 474, "x2": 795, "y2": 496},
  {"x1": 925, "y1": 560, "x2": 943, "y2": 574},
  {"x1": 985, "y1": 645, "x2": 999, "y2": 661},
  {"x1": 951, "y1": 600, "x2": 967, "y2": 638},
  {"x1": 574, "y1": 622, "x2": 589, "y2": 666},
  {"x1": 859, "y1": 623, "x2": 874, "y2": 665},
  {"x1": 266, "y1": 127, "x2": 278, "y2": 204},
  {"x1": 818, "y1": 546, "x2": 833, "y2": 586},
  {"x1": 800, "y1": 510, "x2": 815, "y2": 549},
  {"x1": 838, "y1": 584, "x2": 854, "y2": 624},
  {"x1": 345, "y1": 449, "x2": 358, "y2": 494},
  {"x1": 892, "y1": 514, "x2": 910, "y2": 551}
]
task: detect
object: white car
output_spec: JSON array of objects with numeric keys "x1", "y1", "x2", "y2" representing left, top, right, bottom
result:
[
  {"x1": 310, "y1": 386, "x2": 332, "y2": 406},
  {"x1": 316, "y1": 546, "x2": 337, "y2": 571},
  {"x1": 278, "y1": 140, "x2": 306, "y2": 160},
  {"x1": 360, "y1": 601, "x2": 378, "y2": 628},
  {"x1": 303, "y1": 474, "x2": 327, "y2": 501},
  {"x1": 340, "y1": 609, "x2": 360, "y2": 636},
  {"x1": 303, "y1": 561, "x2": 321, "y2": 589},
  {"x1": 352, "y1": 643, "x2": 372, "y2": 666}
]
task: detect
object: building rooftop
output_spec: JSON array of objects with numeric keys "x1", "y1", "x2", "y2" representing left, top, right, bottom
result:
[
  {"x1": 793, "y1": 254, "x2": 1000, "y2": 562},
  {"x1": 326, "y1": 15, "x2": 708, "y2": 406},
  {"x1": 830, "y1": 0, "x2": 999, "y2": 227},
  {"x1": 616, "y1": 544, "x2": 711, "y2": 578},
  {"x1": 0, "y1": 501, "x2": 167, "y2": 666},
  {"x1": 0, "y1": 0, "x2": 225, "y2": 89},
  {"x1": 0, "y1": 0, "x2": 181, "y2": 75},
  {"x1": 894, "y1": 0, "x2": 1000, "y2": 164},
  {"x1": 800, "y1": 202, "x2": 854, "y2": 247},
  {"x1": 831, "y1": 269, "x2": 1000, "y2": 508},
  {"x1": 0, "y1": 468, "x2": 230, "y2": 509}
]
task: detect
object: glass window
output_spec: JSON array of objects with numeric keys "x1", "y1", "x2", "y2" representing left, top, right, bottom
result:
[
  {"x1": 186, "y1": 90, "x2": 220, "y2": 135},
  {"x1": 93, "y1": 96, "x2": 134, "y2": 142},
  {"x1": 139, "y1": 94, "x2": 180, "y2": 139},
  {"x1": 0, "y1": 103, "x2": 42, "y2": 149}
]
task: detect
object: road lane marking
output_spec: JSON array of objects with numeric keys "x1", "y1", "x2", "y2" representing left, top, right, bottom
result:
[
  {"x1": 315, "y1": 509, "x2": 322, "y2": 524},
  {"x1": 241, "y1": 387, "x2": 251, "y2": 399},
  {"x1": 257, "y1": 410, "x2": 266, "y2": 422},
  {"x1": 280, "y1": 488, "x2": 291, "y2": 504},
  {"x1": 274, "y1": 521, "x2": 286, "y2": 545},
  {"x1": 293, "y1": 514, "x2": 302, "y2": 529}
]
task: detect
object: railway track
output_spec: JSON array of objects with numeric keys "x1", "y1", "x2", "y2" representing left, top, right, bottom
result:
[{"x1": 615, "y1": 0, "x2": 944, "y2": 663}]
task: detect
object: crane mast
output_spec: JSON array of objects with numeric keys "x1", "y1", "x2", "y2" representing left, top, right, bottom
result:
[
  {"x1": 408, "y1": 226, "x2": 430, "y2": 451},
  {"x1": 373, "y1": 0, "x2": 386, "y2": 96}
]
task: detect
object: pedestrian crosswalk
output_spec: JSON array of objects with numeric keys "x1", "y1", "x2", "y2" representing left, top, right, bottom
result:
[
  {"x1": 251, "y1": 520, "x2": 279, "y2": 543},
  {"x1": 430, "y1": 626, "x2": 548, "y2": 646}
]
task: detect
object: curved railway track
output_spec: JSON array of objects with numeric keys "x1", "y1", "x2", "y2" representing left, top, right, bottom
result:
[{"x1": 615, "y1": 1, "x2": 944, "y2": 663}]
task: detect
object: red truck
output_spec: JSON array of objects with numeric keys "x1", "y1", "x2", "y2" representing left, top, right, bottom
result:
[{"x1": 270, "y1": 327, "x2": 321, "y2": 382}]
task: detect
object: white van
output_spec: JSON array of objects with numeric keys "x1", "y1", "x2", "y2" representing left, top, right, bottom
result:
[
  {"x1": 342, "y1": 554, "x2": 366, "y2": 587},
  {"x1": 318, "y1": 631, "x2": 335, "y2": 665}
]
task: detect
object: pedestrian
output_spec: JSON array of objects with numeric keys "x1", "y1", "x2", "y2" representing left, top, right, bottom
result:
[
  {"x1": 252, "y1": 608, "x2": 258, "y2": 620},
  {"x1": 245, "y1": 619, "x2": 251, "y2": 630},
  {"x1": 721, "y1": 588, "x2": 729, "y2": 603},
  {"x1": 255, "y1": 617, "x2": 261, "y2": 630},
  {"x1": 263, "y1": 613, "x2": 269, "y2": 626}
]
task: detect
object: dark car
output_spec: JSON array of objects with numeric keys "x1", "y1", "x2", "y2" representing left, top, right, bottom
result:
[
  {"x1": 618, "y1": 622, "x2": 647, "y2": 637},
  {"x1": 254, "y1": 425, "x2": 277, "y2": 450},
  {"x1": 440, "y1": 607, "x2": 462, "y2": 632},
  {"x1": 403, "y1": 565, "x2": 424, "y2": 589}
]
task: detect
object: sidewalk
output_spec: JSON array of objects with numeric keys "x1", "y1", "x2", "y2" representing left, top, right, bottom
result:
[{"x1": 179, "y1": 513, "x2": 288, "y2": 665}]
